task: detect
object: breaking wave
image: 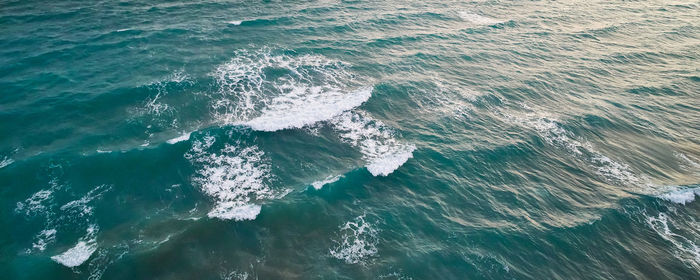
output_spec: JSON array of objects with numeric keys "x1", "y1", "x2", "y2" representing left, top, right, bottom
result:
[
  {"x1": 331, "y1": 111, "x2": 415, "y2": 176},
  {"x1": 186, "y1": 133, "x2": 280, "y2": 221},
  {"x1": 211, "y1": 48, "x2": 370, "y2": 131}
]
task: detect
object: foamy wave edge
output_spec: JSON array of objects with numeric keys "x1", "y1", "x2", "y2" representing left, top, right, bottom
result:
[
  {"x1": 655, "y1": 185, "x2": 700, "y2": 205},
  {"x1": 245, "y1": 87, "x2": 373, "y2": 132}
]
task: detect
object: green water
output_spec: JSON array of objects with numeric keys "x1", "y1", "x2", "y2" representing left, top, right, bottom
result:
[{"x1": 1, "y1": 0, "x2": 699, "y2": 279}]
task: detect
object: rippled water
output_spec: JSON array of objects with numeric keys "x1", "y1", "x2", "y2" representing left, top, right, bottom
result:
[{"x1": 1, "y1": 0, "x2": 699, "y2": 279}]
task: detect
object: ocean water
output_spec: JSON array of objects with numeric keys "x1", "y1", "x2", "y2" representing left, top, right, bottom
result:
[{"x1": 1, "y1": 0, "x2": 699, "y2": 279}]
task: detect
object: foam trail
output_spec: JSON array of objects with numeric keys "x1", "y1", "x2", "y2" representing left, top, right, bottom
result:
[
  {"x1": 646, "y1": 213, "x2": 700, "y2": 269},
  {"x1": 332, "y1": 111, "x2": 415, "y2": 176},
  {"x1": 330, "y1": 215, "x2": 379, "y2": 264}
]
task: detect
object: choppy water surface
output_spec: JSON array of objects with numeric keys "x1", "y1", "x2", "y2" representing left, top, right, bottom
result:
[{"x1": 1, "y1": 0, "x2": 699, "y2": 279}]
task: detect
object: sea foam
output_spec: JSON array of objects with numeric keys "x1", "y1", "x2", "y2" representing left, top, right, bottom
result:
[
  {"x1": 245, "y1": 87, "x2": 372, "y2": 131},
  {"x1": 330, "y1": 215, "x2": 379, "y2": 264},
  {"x1": 51, "y1": 225, "x2": 99, "y2": 268},
  {"x1": 655, "y1": 186, "x2": 700, "y2": 205},
  {"x1": 332, "y1": 111, "x2": 415, "y2": 176},
  {"x1": 211, "y1": 49, "x2": 367, "y2": 131},
  {"x1": 186, "y1": 134, "x2": 276, "y2": 221}
]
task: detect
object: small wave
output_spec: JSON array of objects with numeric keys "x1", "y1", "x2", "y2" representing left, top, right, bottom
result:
[
  {"x1": 330, "y1": 215, "x2": 379, "y2": 264},
  {"x1": 0, "y1": 156, "x2": 13, "y2": 168},
  {"x1": 655, "y1": 185, "x2": 700, "y2": 205},
  {"x1": 227, "y1": 20, "x2": 243, "y2": 25},
  {"x1": 646, "y1": 213, "x2": 700, "y2": 269},
  {"x1": 311, "y1": 175, "x2": 341, "y2": 190},
  {"x1": 458, "y1": 12, "x2": 504, "y2": 25},
  {"x1": 332, "y1": 111, "x2": 415, "y2": 176},
  {"x1": 167, "y1": 132, "x2": 191, "y2": 144},
  {"x1": 32, "y1": 229, "x2": 57, "y2": 251},
  {"x1": 51, "y1": 225, "x2": 98, "y2": 268},
  {"x1": 186, "y1": 134, "x2": 278, "y2": 221},
  {"x1": 505, "y1": 112, "x2": 644, "y2": 186}
]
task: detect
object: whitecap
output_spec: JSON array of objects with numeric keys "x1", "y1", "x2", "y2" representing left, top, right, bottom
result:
[
  {"x1": 366, "y1": 145, "x2": 416, "y2": 176},
  {"x1": 207, "y1": 202, "x2": 261, "y2": 221},
  {"x1": 458, "y1": 12, "x2": 505, "y2": 25},
  {"x1": 311, "y1": 175, "x2": 342, "y2": 190},
  {"x1": 331, "y1": 111, "x2": 415, "y2": 176},
  {"x1": 245, "y1": 87, "x2": 372, "y2": 131},
  {"x1": 211, "y1": 49, "x2": 364, "y2": 128},
  {"x1": 51, "y1": 225, "x2": 99, "y2": 268},
  {"x1": 330, "y1": 215, "x2": 379, "y2": 264},
  {"x1": 227, "y1": 20, "x2": 243, "y2": 25},
  {"x1": 51, "y1": 240, "x2": 97, "y2": 267},
  {"x1": 167, "y1": 132, "x2": 192, "y2": 144},
  {"x1": 187, "y1": 135, "x2": 276, "y2": 221},
  {"x1": 655, "y1": 186, "x2": 700, "y2": 205}
]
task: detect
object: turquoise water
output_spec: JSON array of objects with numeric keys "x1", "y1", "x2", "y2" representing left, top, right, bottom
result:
[{"x1": 1, "y1": 0, "x2": 699, "y2": 279}]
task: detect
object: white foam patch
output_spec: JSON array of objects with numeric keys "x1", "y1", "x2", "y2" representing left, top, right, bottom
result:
[
  {"x1": 211, "y1": 49, "x2": 366, "y2": 129},
  {"x1": 167, "y1": 132, "x2": 191, "y2": 144},
  {"x1": 245, "y1": 87, "x2": 372, "y2": 131},
  {"x1": 227, "y1": 20, "x2": 243, "y2": 25},
  {"x1": 186, "y1": 135, "x2": 275, "y2": 221},
  {"x1": 655, "y1": 186, "x2": 700, "y2": 205},
  {"x1": 646, "y1": 213, "x2": 700, "y2": 269},
  {"x1": 52, "y1": 240, "x2": 97, "y2": 267},
  {"x1": 332, "y1": 111, "x2": 415, "y2": 176},
  {"x1": 51, "y1": 225, "x2": 99, "y2": 268},
  {"x1": 366, "y1": 146, "x2": 416, "y2": 176},
  {"x1": 311, "y1": 175, "x2": 341, "y2": 190},
  {"x1": 458, "y1": 12, "x2": 505, "y2": 25},
  {"x1": 330, "y1": 215, "x2": 379, "y2": 264}
]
